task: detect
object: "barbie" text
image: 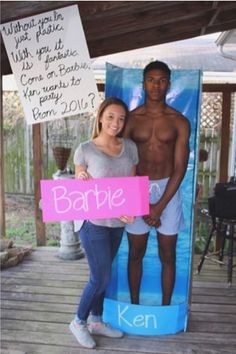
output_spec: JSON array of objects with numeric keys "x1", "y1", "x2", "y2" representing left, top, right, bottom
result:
[{"x1": 52, "y1": 184, "x2": 125, "y2": 214}]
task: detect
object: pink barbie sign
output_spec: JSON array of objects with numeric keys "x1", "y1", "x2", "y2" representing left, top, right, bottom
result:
[{"x1": 40, "y1": 176, "x2": 149, "y2": 222}]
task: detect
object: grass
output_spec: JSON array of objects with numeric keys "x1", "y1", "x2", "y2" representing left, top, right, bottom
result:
[
  {"x1": 5, "y1": 222, "x2": 61, "y2": 247},
  {"x1": 5, "y1": 194, "x2": 61, "y2": 247},
  {"x1": 5, "y1": 219, "x2": 61, "y2": 247}
]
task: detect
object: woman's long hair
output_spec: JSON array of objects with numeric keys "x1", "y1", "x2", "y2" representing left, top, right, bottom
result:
[{"x1": 92, "y1": 97, "x2": 129, "y2": 139}]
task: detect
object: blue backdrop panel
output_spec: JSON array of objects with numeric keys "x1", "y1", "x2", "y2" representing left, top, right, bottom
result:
[{"x1": 103, "y1": 63, "x2": 201, "y2": 335}]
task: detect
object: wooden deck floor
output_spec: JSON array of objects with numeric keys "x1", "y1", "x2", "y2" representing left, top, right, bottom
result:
[{"x1": 1, "y1": 247, "x2": 236, "y2": 354}]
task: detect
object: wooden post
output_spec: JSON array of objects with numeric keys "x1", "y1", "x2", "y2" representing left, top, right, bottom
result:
[
  {"x1": 32, "y1": 123, "x2": 46, "y2": 246},
  {"x1": 0, "y1": 71, "x2": 6, "y2": 239},
  {"x1": 216, "y1": 89, "x2": 231, "y2": 251},
  {"x1": 219, "y1": 89, "x2": 231, "y2": 183}
]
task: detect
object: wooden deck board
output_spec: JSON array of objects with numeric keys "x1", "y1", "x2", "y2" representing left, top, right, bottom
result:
[{"x1": 1, "y1": 247, "x2": 236, "y2": 354}]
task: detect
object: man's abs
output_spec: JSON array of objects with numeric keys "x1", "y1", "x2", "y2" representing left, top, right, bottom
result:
[
  {"x1": 137, "y1": 158, "x2": 173, "y2": 179},
  {"x1": 137, "y1": 144, "x2": 174, "y2": 179}
]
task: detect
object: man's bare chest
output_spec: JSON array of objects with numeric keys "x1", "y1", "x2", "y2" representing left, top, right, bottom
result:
[{"x1": 131, "y1": 119, "x2": 176, "y2": 145}]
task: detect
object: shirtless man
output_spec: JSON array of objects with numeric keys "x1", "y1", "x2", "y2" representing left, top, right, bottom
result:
[{"x1": 125, "y1": 61, "x2": 190, "y2": 305}]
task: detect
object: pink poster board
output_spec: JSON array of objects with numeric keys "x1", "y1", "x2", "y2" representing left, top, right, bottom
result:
[{"x1": 40, "y1": 176, "x2": 149, "y2": 222}]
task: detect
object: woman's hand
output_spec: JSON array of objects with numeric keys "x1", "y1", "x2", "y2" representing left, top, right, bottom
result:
[
  {"x1": 75, "y1": 165, "x2": 92, "y2": 180},
  {"x1": 119, "y1": 215, "x2": 135, "y2": 224},
  {"x1": 77, "y1": 171, "x2": 91, "y2": 180}
]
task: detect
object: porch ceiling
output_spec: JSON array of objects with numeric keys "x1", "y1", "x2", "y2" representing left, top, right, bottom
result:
[{"x1": 1, "y1": 1, "x2": 236, "y2": 75}]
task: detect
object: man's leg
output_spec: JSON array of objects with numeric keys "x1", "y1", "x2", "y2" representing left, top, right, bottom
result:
[
  {"x1": 127, "y1": 233, "x2": 149, "y2": 304},
  {"x1": 157, "y1": 233, "x2": 177, "y2": 305}
]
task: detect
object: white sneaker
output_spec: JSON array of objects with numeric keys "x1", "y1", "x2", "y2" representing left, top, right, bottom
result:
[
  {"x1": 88, "y1": 321, "x2": 124, "y2": 338},
  {"x1": 69, "y1": 320, "x2": 96, "y2": 349}
]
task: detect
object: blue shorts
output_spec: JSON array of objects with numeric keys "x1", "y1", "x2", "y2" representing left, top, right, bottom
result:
[{"x1": 126, "y1": 178, "x2": 185, "y2": 236}]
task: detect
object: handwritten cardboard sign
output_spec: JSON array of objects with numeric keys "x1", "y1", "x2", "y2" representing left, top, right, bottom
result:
[
  {"x1": 40, "y1": 176, "x2": 149, "y2": 222},
  {"x1": 0, "y1": 5, "x2": 100, "y2": 124}
]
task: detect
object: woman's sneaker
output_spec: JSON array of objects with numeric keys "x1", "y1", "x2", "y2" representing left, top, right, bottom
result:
[
  {"x1": 69, "y1": 320, "x2": 96, "y2": 349},
  {"x1": 88, "y1": 321, "x2": 124, "y2": 338}
]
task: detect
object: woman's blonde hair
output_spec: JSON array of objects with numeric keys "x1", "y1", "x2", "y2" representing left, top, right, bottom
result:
[{"x1": 92, "y1": 97, "x2": 129, "y2": 139}]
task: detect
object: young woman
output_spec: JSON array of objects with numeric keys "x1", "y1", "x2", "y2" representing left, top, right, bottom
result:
[{"x1": 70, "y1": 97, "x2": 138, "y2": 349}]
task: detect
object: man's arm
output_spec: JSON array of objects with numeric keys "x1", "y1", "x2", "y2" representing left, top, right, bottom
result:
[{"x1": 146, "y1": 117, "x2": 190, "y2": 225}]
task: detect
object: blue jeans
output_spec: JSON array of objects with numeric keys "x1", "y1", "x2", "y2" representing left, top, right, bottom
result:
[{"x1": 76, "y1": 221, "x2": 123, "y2": 322}]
